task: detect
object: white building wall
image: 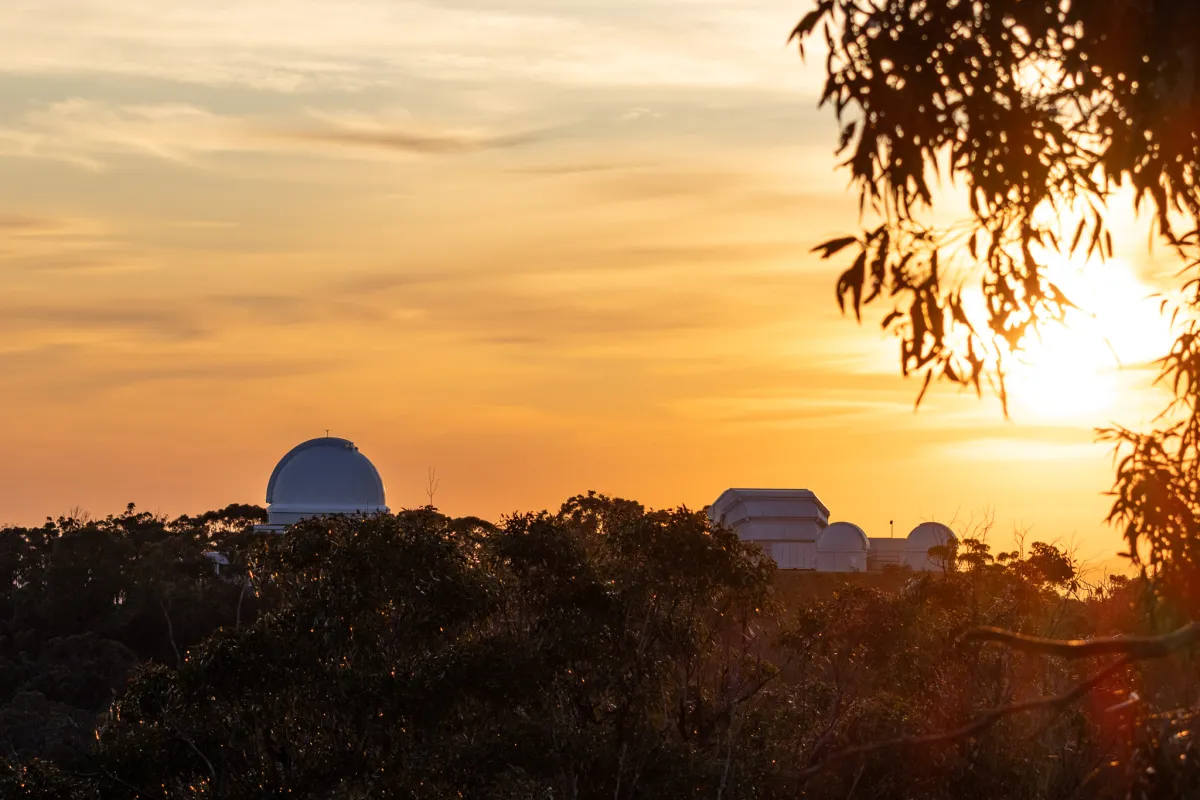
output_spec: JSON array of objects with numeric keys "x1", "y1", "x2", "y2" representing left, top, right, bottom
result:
[
  {"x1": 867, "y1": 537, "x2": 953, "y2": 572},
  {"x1": 866, "y1": 538, "x2": 905, "y2": 569},
  {"x1": 762, "y1": 541, "x2": 816, "y2": 570},
  {"x1": 816, "y1": 550, "x2": 867, "y2": 572},
  {"x1": 904, "y1": 549, "x2": 947, "y2": 572},
  {"x1": 734, "y1": 517, "x2": 826, "y2": 542}
]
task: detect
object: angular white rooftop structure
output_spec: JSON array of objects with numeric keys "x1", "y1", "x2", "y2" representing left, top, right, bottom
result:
[
  {"x1": 710, "y1": 489, "x2": 829, "y2": 570},
  {"x1": 709, "y1": 488, "x2": 954, "y2": 573},
  {"x1": 256, "y1": 437, "x2": 389, "y2": 532}
]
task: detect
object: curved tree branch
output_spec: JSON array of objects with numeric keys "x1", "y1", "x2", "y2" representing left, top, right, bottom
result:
[
  {"x1": 801, "y1": 622, "x2": 1200, "y2": 780},
  {"x1": 798, "y1": 655, "x2": 1132, "y2": 779},
  {"x1": 964, "y1": 621, "x2": 1200, "y2": 659}
]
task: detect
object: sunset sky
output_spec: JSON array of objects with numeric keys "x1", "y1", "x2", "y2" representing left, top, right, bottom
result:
[{"x1": 0, "y1": 0, "x2": 1182, "y2": 569}]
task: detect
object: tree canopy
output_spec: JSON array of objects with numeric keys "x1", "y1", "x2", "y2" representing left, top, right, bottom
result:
[
  {"x1": 794, "y1": 0, "x2": 1200, "y2": 608},
  {"x1": 4, "y1": 496, "x2": 1196, "y2": 798}
]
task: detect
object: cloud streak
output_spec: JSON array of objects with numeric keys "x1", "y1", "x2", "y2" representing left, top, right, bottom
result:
[
  {"x1": 0, "y1": 216, "x2": 75, "y2": 234},
  {"x1": 0, "y1": 99, "x2": 558, "y2": 169},
  {"x1": 937, "y1": 438, "x2": 1107, "y2": 463},
  {"x1": 0, "y1": 304, "x2": 209, "y2": 341},
  {"x1": 271, "y1": 124, "x2": 553, "y2": 155},
  {"x1": 0, "y1": 0, "x2": 814, "y2": 95}
]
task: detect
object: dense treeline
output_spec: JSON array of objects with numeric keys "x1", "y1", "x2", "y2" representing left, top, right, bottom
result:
[
  {"x1": 1, "y1": 494, "x2": 1195, "y2": 797},
  {"x1": 0, "y1": 504, "x2": 269, "y2": 770}
]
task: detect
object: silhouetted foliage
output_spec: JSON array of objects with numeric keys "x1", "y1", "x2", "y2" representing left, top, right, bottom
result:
[
  {"x1": 795, "y1": 0, "x2": 1199, "y2": 411},
  {"x1": 0, "y1": 504, "x2": 269, "y2": 773},
  {"x1": 796, "y1": 2, "x2": 1200, "y2": 610},
  {"x1": 795, "y1": 0, "x2": 1200, "y2": 789}
]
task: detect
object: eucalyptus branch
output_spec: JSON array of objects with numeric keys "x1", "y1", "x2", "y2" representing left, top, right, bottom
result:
[
  {"x1": 965, "y1": 622, "x2": 1200, "y2": 660},
  {"x1": 801, "y1": 621, "x2": 1200, "y2": 780},
  {"x1": 798, "y1": 656, "x2": 1132, "y2": 780}
]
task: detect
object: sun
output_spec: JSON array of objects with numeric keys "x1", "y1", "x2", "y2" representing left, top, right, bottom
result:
[
  {"x1": 1005, "y1": 258, "x2": 1175, "y2": 423},
  {"x1": 1007, "y1": 326, "x2": 1119, "y2": 420}
]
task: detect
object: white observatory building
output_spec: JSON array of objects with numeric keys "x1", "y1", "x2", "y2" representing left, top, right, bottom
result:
[
  {"x1": 709, "y1": 488, "x2": 955, "y2": 573},
  {"x1": 256, "y1": 437, "x2": 389, "y2": 533}
]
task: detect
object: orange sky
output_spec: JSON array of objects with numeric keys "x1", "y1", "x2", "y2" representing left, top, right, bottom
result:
[{"x1": 0, "y1": 0, "x2": 1183, "y2": 573}]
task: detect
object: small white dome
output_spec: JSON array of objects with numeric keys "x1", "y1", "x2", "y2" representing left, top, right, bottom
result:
[
  {"x1": 265, "y1": 437, "x2": 388, "y2": 526},
  {"x1": 906, "y1": 522, "x2": 955, "y2": 552},
  {"x1": 817, "y1": 521, "x2": 870, "y2": 552},
  {"x1": 905, "y1": 522, "x2": 956, "y2": 571}
]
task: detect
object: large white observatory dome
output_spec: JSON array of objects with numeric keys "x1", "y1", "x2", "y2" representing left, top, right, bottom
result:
[
  {"x1": 817, "y1": 522, "x2": 870, "y2": 552},
  {"x1": 263, "y1": 437, "x2": 388, "y2": 529}
]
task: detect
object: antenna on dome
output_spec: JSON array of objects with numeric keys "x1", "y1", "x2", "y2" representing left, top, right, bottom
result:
[{"x1": 325, "y1": 429, "x2": 330, "y2": 438}]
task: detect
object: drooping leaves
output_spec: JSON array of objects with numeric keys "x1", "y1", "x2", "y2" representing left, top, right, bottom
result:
[
  {"x1": 812, "y1": 236, "x2": 859, "y2": 259},
  {"x1": 835, "y1": 251, "x2": 867, "y2": 321},
  {"x1": 796, "y1": 0, "x2": 1200, "y2": 420},
  {"x1": 795, "y1": 0, "x2": 1200, "y2": 605}
]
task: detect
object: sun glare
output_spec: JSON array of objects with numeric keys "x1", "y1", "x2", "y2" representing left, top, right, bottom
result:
[{"x1": 1006, "y1": 258, "x2": 1175, "y2": 422}]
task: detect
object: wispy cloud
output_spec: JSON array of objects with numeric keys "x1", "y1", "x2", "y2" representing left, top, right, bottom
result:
[
  {"x1": 0, "y1": 214, "x2": 150, "y2": 274},
  {"x1": 0, "y1": 99, "x2": 551, "y2": 170},
  {"x1": 937, "y1": 437, "x2": 1107, "y2": 463},
  {"x1": 0, "y1": 303, "x2": 209, "y2": 341},
  {"x1": 0, "y1": 0, "x2": 814, "y2": 94},
  {"x1": 510, "y1": 161, "x2": 651, "y2": 177},
  {"x1": 0, "y1": 342, "x2": 334, "y2": 395},
  {"x1": 0, "y1": 215, "x2": 79, "y2": 234},
  {"x1": 666, "y1": 392, "x2": 918, "y2": 428},
  {"x1": 68, "y1": 359, "x2": 337, "y2": 391},
  {"x1": 0, "y1": 100, "x2": 249, "y2": 169},
  {"x1": 270, "y1": 122, "x2": 552, "y2": 155}
]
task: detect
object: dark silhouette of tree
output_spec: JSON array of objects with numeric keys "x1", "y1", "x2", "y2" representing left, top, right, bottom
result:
[
  {"x1": 0, "y1": 505, "x2": 270, "y2": 776},
  {"x1": 796, "y1": 0, "x2": 1198, "y2": 407},
  {"x1": 10, "y1": 497, "x2": 778, "y2": 798},
  {"x1": 794, "y1": 0, "x2": 1200, "y2": 786},
  {"x1": 795, "y1": 0, "x2": 1200, "y2": 603}
]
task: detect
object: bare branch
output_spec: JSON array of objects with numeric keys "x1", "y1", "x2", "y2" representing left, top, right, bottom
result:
[
  {"x1": 803, "y1": 622, "x2": 1200, "y2": 780},
  {"x1": 799, "y1": 656, "x2": 1132, "y2": 779},
  {"x1": 965, "y1": 622, "x2": 1200, "y2": 659},
  {"x1": 160, "y1": 598, "x2": 183, "y2": 668},
  {"x1": 425, "y1": 467, "x2": 441, "y2": 507},
  {"x1": 172, "y1": 724, "x2": 219, "y2": 788}
]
